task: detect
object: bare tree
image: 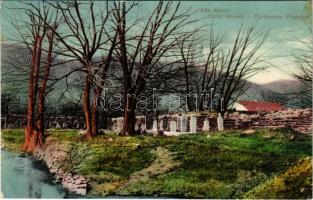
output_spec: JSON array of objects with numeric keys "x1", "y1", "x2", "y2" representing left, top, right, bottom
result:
[
  {"x1": 177, "y1": 28, "x2": 223, "y2": 111},
  {"x1": 112, "y1": 1, "x2": 196, "y2": 135},
  {"x1": 216, "y1": 27, "x2": 268, "y2": 113},
  {"x1": 2, "y1": 1, "x2": 61, "y2": 152},
  {"x1": 35, "y1": 28, "x2": 57, "y2": 140},
  {"x1": 33, "y1": 0, "x2": 117, "y2": 137},
  {"x1": 292, "y1": 29, "x2": 312, "y2": 107},
  {"x1": 179, "y1": 27, "x2": 268, "y2": 113},
  {"x1": 179, "y1": 26, "x2": 268, "y2": 113},
  {"x1": 179, "y1": 34, "x2": 203, "y2": 111}
]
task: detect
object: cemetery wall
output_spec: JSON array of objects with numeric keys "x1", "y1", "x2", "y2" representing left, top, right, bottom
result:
[
  {"x1": 110, "y1": 108, "x2": 312, "y2": 134},
  {"x1": 226, "y1": 108, "x2": 312, "y2": 134},
  {"x1": 3, "y1": 109, "x2": 311, "y2": 134}
]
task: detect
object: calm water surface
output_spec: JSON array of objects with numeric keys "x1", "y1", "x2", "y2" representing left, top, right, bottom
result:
[{"x1": 1, "y1": 150, "x2": 66, "y2": 198}]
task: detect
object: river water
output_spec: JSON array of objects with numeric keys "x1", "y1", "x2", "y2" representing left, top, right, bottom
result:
[
  {"x1": 1, "y1": 150, "x2": 171, "y2": 199},
  {"x1": 1, "y1": 150, "x2": 66, "y2": 198}
]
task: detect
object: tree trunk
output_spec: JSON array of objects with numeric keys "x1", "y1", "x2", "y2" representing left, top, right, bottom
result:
[
  {"x1": 35, "y1": 93, "x2": 45, "y2": 143},
  {"x1": 23, "y1": 36, "x2": 41, "y2": 152},
  {"x1": 35, "y1": 32, "x2": 54, "y2": 146},
  {"x1": 91, "y1": 88, "x2": 101, "y2": 136},
  {"x1": 183, "y1": 62, "x2": 193, "y2": 111},
  {"x1": 199, "y1": 92, "x2": 205, "y2": 111},
  {"x1": 91, "y1": 32, "x2": 117, "y2": 135},
  {"x1": 28, "y1": 130, "x2": 44, "y2": 151},
  {"x1": 83, "y1": 75, "x2": 93, "y2": 138},
  {"x1": 122, "y1": 94, "x2": 136, "y2": 135}
]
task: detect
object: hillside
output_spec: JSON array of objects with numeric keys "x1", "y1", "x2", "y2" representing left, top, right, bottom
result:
[
  {"x1": 262, "y1": 80, "x2": 301, "y2": 93},
  {"x1": 1, "y1": 42, "x2": 302, "y2": 109},
  {"x1": 1, "y1": 42, "x2": 83, "y2": 106}
]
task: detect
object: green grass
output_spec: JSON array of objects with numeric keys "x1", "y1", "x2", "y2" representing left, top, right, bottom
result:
[
  {"x1": 1, "y1": 129, "x2": 25, "y2": 152},
  {"x1": 244, "y1": 157, "x2": 312, "y2": 199},
  {"x1": 2, "y1": 128, "x2": 312, "y2": 198}
]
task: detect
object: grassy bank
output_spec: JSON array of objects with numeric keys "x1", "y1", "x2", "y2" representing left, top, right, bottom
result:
[{"x1": 2, "y1": 128, "x2": 312, "y2": 198}]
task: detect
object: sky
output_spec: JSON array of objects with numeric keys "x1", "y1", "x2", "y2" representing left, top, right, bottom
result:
[{"x1": 1, "y1": 1, "x2": 312, "y2": 85}]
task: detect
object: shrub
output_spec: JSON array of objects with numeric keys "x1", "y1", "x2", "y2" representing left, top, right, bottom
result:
[{"x1": 244, "y1": 157, "x2": 312, "y2": 199}]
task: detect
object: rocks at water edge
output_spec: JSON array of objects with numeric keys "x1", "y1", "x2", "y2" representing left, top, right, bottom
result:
[
  {"x1": 61, "y1": 173, "x2": 87, "y2": 195},
  {"x1": 33, "y1": 138, "x2": 87, "y2": 195}
]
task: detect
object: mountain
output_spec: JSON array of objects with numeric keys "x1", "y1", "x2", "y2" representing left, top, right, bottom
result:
[
  {"x1": 1, "y1": 42, "x2": 303, "y2": 110},
  {"x1": 240, "y1": 79, "x2": 307, "y2": 108},
  {"x1": 239, "y1": 81, "x2": 271, "y2": 101},
  {"x1": 1, "y1": 42, "x2": 83, "y2": 106},
  {"x1": 261, "y1": 79, "x2": 301, "y2": 93}
]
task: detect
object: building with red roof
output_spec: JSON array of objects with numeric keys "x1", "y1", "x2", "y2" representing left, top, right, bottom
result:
[{"x1": 233, "y1": 100, "x2": 284, "y2": 112}]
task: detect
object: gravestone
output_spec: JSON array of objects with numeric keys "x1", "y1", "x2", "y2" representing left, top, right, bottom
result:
[
  {"x1": 136, "y1": 117, "x2": 144, "y2": 130},
  {"x1": 159, "y1": 119, "x2": 164, "y2": 130},
  {"x1": 190, "y1": 116, "x2": 197, "y2": 133},
  {"x1": 170, "y1": 120, "x2": 177, "y2": 132},
  {"x1": 55, "y1": 122, "x2": 61, "y2": 129},
  {"x1": 177, "y1": 115, "x2": 181, "y2": 131},
  {"x1": 62, "y1": 122, "x2": 68, "y2": 128},
  {"x1": 202, "y1": 118, "x2": 210, "y2": 132},
  {"x1": 135, "y1": 121, "x2": 139, "y2": 131},
  {"x1": 217, "y1": 113, "x2": 224, "y2": 131},
  {"x1": 163, "y1": 116, "x2": 168, "y2": 131},
  {"x1": 181, "y1": 114, "x2": 187, "y2": 132},
  {"x1": 141, "y1": 117, "x2": 146, "y2": 130},
  {"x1": 112, "y1": 119, "x2": 117, "y2": 131},
  {"x1": 153, "y1": 119, "x2": 158, "y2": 130},
  {"x1": 116, "y1": 117, "x2": 124, "y2": 132}
]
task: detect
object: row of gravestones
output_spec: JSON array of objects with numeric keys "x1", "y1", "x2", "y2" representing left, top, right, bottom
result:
[
  {"x1": 146, "y1": 113, "x2": 224, "y2": 133},
  {"x1": 110, "y1": 113, "x2": 224, "y2": 134}
]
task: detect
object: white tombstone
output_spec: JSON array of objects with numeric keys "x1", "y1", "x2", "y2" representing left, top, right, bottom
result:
[
  {"x1": 135, "y1": 122, "x2": 139, "y2": 131},
  {"x1": 117, "y1": 117, "x2": 124, "y2": 132},
  {"x1": 153, "y1": 119, "x2": 158, "y2": 130},
  {"x1": 181, "y1": 114, "x2": 187, "y2": 132},
  {"x1": 190, "y1": 116, "x2": 197, "y2": 133},
  {"x1": 202, "y1": 118, "x2": 210, "y2": 132},
  {"x1": 159, "y1": 119, "x2": 164, "y2": 131},
  {"x1": 112, "y1": 119, "x2": 117, "y2": 131},
  {"x1": 141, "y1": 117, "x2": 146, "y2": 130},
  {"x1": 177, "y1": 115, "x2": 181, "y2": 131},
  {"x1": 217, "y1": 113, "x2": 224, "y2": 131},
  {"x1": 55, "y1": 122, "x2": 61, "y2": 129},
  {"x1": 170, "y1": 120, "x2": 177, "y2": 132}
]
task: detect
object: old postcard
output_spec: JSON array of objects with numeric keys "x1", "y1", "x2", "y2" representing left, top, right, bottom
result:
[{"x1": 1, "y1": 0, "x2": 312, "y2": 199}]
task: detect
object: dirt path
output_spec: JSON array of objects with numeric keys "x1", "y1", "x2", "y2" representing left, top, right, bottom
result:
[{"x1": 117, "y1": 147, "x2": 180, "y2": 193}]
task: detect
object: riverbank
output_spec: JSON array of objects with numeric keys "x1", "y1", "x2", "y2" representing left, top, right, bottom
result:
[
  {"x1": 1, "y1": 150, "x2": 66, "y2": 198},
  {"x1": 2, "y1": 128, "x2": 312, "y2": 198},
  {"x1": 33, "y1": 137, "x2": 88, "y2": 195}
]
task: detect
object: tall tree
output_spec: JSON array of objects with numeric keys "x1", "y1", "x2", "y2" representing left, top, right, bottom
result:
[
  {"x1": 179, "y1": 26, "x2": 268, "y2": 113},
  {"x1": 113, "y1": 1, "x2": 196, "y2": 135},
  {"x1": 34, "y1": 1, "x2": 117, "y2": 137},
  {"x1": 35, "y1": 28, "x2": 57, "y2": 140},
  {"x1": 3, "y1": 2, "x2": 61, "y2": 152}
]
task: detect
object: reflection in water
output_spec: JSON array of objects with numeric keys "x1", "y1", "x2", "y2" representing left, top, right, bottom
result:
[{"x1": 1, "y1": 150, "x2": 66, "y2": 198}]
